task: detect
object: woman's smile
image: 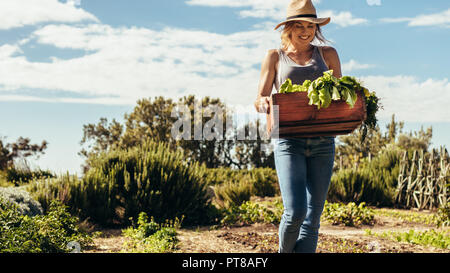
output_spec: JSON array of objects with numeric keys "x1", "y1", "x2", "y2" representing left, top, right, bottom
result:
[{"x1": 291, "y1": 21, "x2": 316, "y2": 44}]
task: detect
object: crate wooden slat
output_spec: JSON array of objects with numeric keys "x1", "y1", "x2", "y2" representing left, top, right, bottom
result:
[{"x1": 266, "y1": 90, "x2": 366, "y2": 138}]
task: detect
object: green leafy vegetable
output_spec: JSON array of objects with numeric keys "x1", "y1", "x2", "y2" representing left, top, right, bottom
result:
[{"x1": 278, "y1": 70, "x2": 382, "y2": 141}]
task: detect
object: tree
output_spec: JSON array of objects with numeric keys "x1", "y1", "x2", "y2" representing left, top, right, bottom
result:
[
  {"x1": 79, "y1": 94, "x2": 274, "y2": 172},
  {"x1": 335, "y1": 114, "x2": 433, "y2": 169},
  {"x1": 79, "y1": 117, "x2": 123, "y2": 158},
  {"x1": 0, "y1": 136, "x2": 48, "y2": 170},
  {"x1": 232, "y1": 118, "x2": 274, "y2": 169}
]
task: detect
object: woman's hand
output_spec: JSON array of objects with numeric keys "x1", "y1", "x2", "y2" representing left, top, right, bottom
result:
[{"x1": 254, "y1": 96, "x2": 270, "y2": 114}]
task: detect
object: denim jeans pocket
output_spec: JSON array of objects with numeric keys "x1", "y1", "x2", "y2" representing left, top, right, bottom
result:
[{"x1": 274, "y1": 138, "x2": 295, "y2": 153}]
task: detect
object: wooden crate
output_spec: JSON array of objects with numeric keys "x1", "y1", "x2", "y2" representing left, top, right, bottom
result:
[{"x1": 266, "y1": 90, "x2": 366, "y2": 138}]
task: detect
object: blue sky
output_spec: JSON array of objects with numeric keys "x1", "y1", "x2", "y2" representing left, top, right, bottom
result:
[{"x1": 0, "y1": 0, "x2": 449, "y2": 175}]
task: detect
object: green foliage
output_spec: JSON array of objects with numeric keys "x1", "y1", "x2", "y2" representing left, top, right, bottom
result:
[
  {"x1": 80, "y1": 95, "x2": 275, "y2": 172},
  {"x1": 122, "y1": 212, "x2": 181, "y2": 253},
  {"x1": 0, "y1": 187, "x2": 43, "y2": 216},
  {"x1": 366, "y1": 229, "x2": 450, "y2": 250},
  {"x1": 360, "y1": 92, "x2": 381, "y2": 141},
  {"x1": 434, "y1": 203, "x2": 450, "y2": 228},
  {"x1": 321, "y1": 201, "x2": 375, "y2": 227},
  {"x1": 206, "y1": 167, "x2": 279, "y2": 208},
  {"x1": 28, "y1": 139, "x2": 214, "y2": 227},
  {"x1": 214, "y1": 180, "x2": 252, "y2": 209},
  {"x1": 328, "y1": 146, "x2": 400, "y2": 206},
  {"x1": 278, "y1": 71, "x2": 380, "y2": 142},
  {"x1": 5, "y1": 166, "x2": 54, "y2": 186},
  {"x1": 209, "y1": 168, "x2": 278, "y2": 208},
  {"x1": 250, "y1": 168, "x2": 279, "y2": 197},
  {"x1": 0, "y1": 136, "x2": 48, "y2": 171},
  {"x1": 0, "y1": 197, "x2": 93, "y2": 253},
  {"x1": 336, "y1": 114, "x2": 432, "y2": 170},
  {"x1": 375, "y1": 208, "x2": 437, "y2": 226},
  {"x1": 0, "y1": 173, "x2": 13, "y2": 187},
  {"x1": 220, "y1": 200, "x2": 283, "y2": 226}
]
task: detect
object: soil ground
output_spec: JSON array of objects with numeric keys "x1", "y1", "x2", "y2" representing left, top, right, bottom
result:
[{"x1": 85, "y1": 204, "x2": 449, "y2": 253}]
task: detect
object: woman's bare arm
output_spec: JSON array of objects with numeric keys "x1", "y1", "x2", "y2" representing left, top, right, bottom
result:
[
  {"x1": 322, "y1": 46, "x2": 342, "y2": 78},
  {"x1": 254, "y1": 49, "x2": 279, "y2": 113}
]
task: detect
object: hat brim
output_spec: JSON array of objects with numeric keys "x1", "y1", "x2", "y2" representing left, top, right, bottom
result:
[{"x1": 274, "y1": 17, "x2": 330, "y2": 30}]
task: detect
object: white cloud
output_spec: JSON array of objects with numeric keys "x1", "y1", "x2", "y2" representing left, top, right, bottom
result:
[
  {"x1": 320, "y1": 10, "x2": 368, "y2": 27},
  {"x1": 0, "y1": 44, "x2": 23, "y2": 58},
  {"x1": 366, "y1": 0, "x2": 381, "y2": 6},
  {"x1": 67, "y1": 0, "x2": 81, "y2": 6},
  {"x1": 381, "y1": 8, "x2": 450, "y2": 27},
  {"x1": 0, "y1": 23, "x2": 281, "y2": 107},
  {"x1": 342, "y1": 59, "x2": 374, "y2": 74},
  {"x1": 186, "y1": 0, "x2": 288, "y2": 21},
  {"x1": 1, "y1": 2, "x2": 446, "y2": 124},
  {"x1": 2, "y1": 22, "x2": 449, "y2": 124},
  {"x1": 185, "y1": 0, "x2": 370, "y2": 28},
  {"x1": 361, "y1": 76, "x2": 450, "y2": 122},
  {"x1": 0, "y1": 0, "x2": 98, "y2": 30}
]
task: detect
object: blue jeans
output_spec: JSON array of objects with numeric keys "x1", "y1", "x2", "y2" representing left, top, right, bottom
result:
[{"x1": 272, "y1": 136, "x2": 335, "y2": 253}]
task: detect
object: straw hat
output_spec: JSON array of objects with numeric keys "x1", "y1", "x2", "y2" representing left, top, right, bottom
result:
[{"x1": 274, "y1": 0, "x2": 331, "y2": 30}]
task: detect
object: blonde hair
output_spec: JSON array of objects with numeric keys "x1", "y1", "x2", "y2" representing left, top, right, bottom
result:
[{"x1": 280, "y1": 21, "x2": 329, "y2": 51}]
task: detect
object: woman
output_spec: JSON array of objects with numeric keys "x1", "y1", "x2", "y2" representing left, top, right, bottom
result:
[{"x1": 254, "y1": 0, "x2": 342, "y2": 253}]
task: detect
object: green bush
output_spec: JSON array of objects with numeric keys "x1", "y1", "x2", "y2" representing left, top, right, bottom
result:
[
  {"x1": 220, "y1": 200, "x2": 283, "y2": 226},
  {"x1": 122, "y1": 212, "x2": 181, "y2": 253},
  {"x1": 366, "y1": 229, "x2": 450, "y2": 250},
  {"x1": 6, "y1": 166, "x2": 54, "y2": 186},
  {"x1": 28, "y1": 139, "x2": 214, "y2": 227},
  {"x1": 214, "y1": 180, "x2": 252, "y2": 208},
  {"x1": 328, "y1": 148, "x2": 400, "y2": 206},
  {"x1": 0, "y1": 187, "x2": 43, "y2": 216},
  {"x1": 375, "y1": 208, "x2": 436, "y2": 226},
  {"x1": 435, "y1": 203, "x2": 450, "y2": 228},
  {"x1": 0, "y1": 197, "x2": 93, "y2": 253},
  {"x1": 210, "y1": 167, "x2": 279, "y2": 208},
  {"x1": 250, "y1": 168, "x2": 279, "y2": 197},
  {"x1": 321, "y1": 201, "x2": 375, "y2": 227},
  {"x1": 26, "y1": 173, "x2": 84, "y2": 216}
]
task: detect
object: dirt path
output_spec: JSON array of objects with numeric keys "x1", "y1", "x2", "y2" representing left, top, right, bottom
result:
[{"x1": 86, "y1": 211, "x2": 449, "y2": 253}]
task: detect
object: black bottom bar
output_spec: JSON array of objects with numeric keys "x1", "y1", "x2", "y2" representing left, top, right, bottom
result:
[{"x1": 0, "y1": 253, "x2": 447, "y2": 272}]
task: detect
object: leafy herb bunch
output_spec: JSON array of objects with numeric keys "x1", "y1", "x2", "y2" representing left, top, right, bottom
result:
[{"x1": 278, "y1": 70, "x2": 381, "y2": 141}]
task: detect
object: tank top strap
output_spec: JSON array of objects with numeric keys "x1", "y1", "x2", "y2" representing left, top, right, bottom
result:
[{"x1": 277, "y1": 48, "x2": 290, "y2": 64}]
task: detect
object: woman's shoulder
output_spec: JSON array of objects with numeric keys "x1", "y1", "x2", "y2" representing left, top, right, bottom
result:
[
  {"x1": 264, "y1": 49, "x2": 280, "y2": 64},
  {"x1": 267, "y1": 48, "x2": 280, "y2": 57},
  {"x1": 317, "y1": 45, "x2": 339, "y2": 56}
]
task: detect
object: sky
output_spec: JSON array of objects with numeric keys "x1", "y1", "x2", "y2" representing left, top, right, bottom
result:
[{"x1": 0, "y1": 0, "x2": 449, "y2": 175}]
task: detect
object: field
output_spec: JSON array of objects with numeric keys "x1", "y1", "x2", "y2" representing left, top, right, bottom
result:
[{"x1": 85, "y1": 197, "x2": 449, "y2": 253}]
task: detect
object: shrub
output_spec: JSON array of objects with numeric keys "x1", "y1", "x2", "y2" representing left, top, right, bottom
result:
[
  {"x1": 321, "y1": 201, "x2": 375, "y2": 227},
  {"x1": 210, "y1": 167, "x2": 279, "y2": 208},
  {"x1": 0, "y1": 197, "x2": 93, "y2": 253},
  {"x1": 0, "y1": 186, "x2": 43, "y2": 216},
  {"x1": 26, "y1": 173, "x2": 83, "y2": 216},
  {"x1": 122, "y1": 212, "x2": 181, "y2": 253},
  {"x1": 435, "y1": 203, "x2": 450, "y2": 228},
  {"x1": 375, "y1": 208, "x2": 436, "y2": 226},
  {"x1": 203, "y1": 167, "x2": 279, "y2": 197},
  {"x1": 328, "y1": 148, "x2": 400, "y2": 206},
  {"x1": 214, "y1": 180, "x2": 252, "y2": 208},
  {"x1": 28, "y1": 139, "x2": 214, "y2": 227},
  {"x1": 6, "y1": 166, "x2": 54, "y2": 186},
  {"x1": 366, "y1": 229, "x2": 450, "y2": 250},
  {"x1": 220, "y1": 200, "x2": 283, "y2": 226},
  {"x1": 249, "y1": 168, "x2": 279, "y2": 197}
]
